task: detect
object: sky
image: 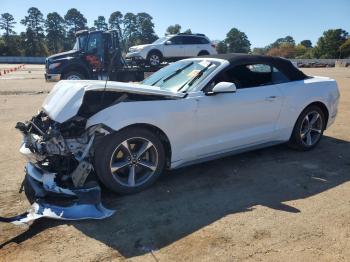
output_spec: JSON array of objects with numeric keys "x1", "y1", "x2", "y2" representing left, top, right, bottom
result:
[{"x1": 1, "y1": 0, "x2": 349, "y2": 48}]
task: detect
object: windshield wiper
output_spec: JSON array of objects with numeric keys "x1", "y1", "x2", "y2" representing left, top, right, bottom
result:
[
  {"x1": 178, "y1": 62, "x2": 213, "y2": 92},
  {"x1": 151, "y1": 61, "x2": 194, "y2": 86},
  {"x1": 163, "y1": 62, "x2": 194, "y2": 82}
]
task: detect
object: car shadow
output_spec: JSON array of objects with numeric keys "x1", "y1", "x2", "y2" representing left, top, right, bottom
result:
[{"x1": 2, "y1": 136, "x2": 350, "y2": 257}]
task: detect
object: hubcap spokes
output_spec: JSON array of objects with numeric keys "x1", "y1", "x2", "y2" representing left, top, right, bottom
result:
[
  {"x1": 67, "y1": 75, "x2": 81, "y2": 80},
  {"x1": 300, "y1": 111, "x2": 323, "y2": 146},
  {"x1": 110, "y1": 138, "x2": 158, "y2": 187},
  {"x1": 150, "y1": 55, "x2": 160, "y2": 65}
]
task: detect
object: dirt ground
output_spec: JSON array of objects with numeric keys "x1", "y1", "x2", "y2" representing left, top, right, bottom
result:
[{"x1": 0, "y1": 65, "x2": 349, "y2": 262}]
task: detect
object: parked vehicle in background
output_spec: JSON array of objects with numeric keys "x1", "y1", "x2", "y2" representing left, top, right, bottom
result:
[
  {"x1": 45, "y1": 30, "x2": 160, "y2": 82},
  {"x1": 126, "y1": 33, "x2": 217, "y2": 66}
]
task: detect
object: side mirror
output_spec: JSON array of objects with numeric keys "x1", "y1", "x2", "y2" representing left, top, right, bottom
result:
[
  {"x1": 165, "y1": 40, "x2": 172, "y2": 45},
  {"x1": 207, "y1": 82, "x2": 237, "y2": 95}
]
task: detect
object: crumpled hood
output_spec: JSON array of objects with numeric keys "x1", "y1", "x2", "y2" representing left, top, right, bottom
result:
[{"x1": 42, "y1": 80, "x2": 185, "y2": 123}]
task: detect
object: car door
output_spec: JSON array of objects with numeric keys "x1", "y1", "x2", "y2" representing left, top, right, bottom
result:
[
  {"x1": 185, "y1": 36, "x2": 210, "y2": 56},
  {"x1": 162, "y1": 36, "x2": 185, "y2": 58},
  {"x1": 182, "y1": 36, "x2": 200, "y2": 57},
  {"x1": 193, "y1": 64, "x2": 284, "y2": 158}
]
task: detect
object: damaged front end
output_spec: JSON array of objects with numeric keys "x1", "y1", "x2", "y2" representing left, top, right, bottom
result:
[
  {"x1": 1, "y1": 111, "x2": 115, "y2": 225},
  {"x1": 0, "y1": 80, "x2": 184, "y2": 225}
]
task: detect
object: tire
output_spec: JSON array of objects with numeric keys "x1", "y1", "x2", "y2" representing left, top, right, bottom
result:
[
  {"x1": 63, "y1": 71, "x2": 85, "y2": 80},
  {"x1": 94, "y1": 127, "x2": 166, "y2": 194},
  {"x1": 288, "y1": 105, "x2": 326, "y2": 151},
  {"x1": 147, "y1": 51, "x2": 162, "y2": 66},
  {"x1": 198, "y1": 51, "x2": 209, "y2": 56}
]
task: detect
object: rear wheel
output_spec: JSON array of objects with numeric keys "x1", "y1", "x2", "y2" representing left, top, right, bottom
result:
[
  {"x1": 289, "y1": 105, "x2": 326, "y2": 150},
  {"x1": 94, "y1": 127, "x2": 166, "y2": 194},
  {"x1": 198, "y1": 51, "x2": 209, "y2": 56},
  {"x1": 63, "y1": 71, "x2": 85, "y2": 80}
]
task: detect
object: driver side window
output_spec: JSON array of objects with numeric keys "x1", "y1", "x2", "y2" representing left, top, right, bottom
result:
[
  {"x1": 207, "y1": 63, "x2": 290, "y2": 91},
  {"x1": 204, "y1": 70, "x2": 240, "y2": 92},
  {"x1": 205, "y1": 63, "x2": 290, "y2": 92}
]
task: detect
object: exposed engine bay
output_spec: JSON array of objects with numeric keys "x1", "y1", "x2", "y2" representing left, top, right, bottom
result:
[
  {"x1": 0, "y1": 111, "x2": 115, "y2": 225},
  {"x1": 0, "y1": 80, "x2": 184, "y2": 225}
]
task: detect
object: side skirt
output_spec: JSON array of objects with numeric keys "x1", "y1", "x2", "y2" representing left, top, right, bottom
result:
[{"x1": 170, "y1": 140, "x2": 286, "y2": 169}]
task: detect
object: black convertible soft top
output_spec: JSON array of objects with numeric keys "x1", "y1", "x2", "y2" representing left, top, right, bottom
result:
[{"x1": 204, "y1": 53, "x2": 307, "y2": 81}]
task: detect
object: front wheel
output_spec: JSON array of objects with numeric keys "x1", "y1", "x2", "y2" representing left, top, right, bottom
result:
[
  {"x1": 147, "y1": 51, "x2": 162, "y2": 67},
  {"x1": 63, "y1": 71, "x2": 85, "y2": 80},
  {"x1": 289, "y1": 105, "x2": 326, "y2": 150},
  {"x1": 94, "y1": 127, "x2": 166, "y2": 194}
]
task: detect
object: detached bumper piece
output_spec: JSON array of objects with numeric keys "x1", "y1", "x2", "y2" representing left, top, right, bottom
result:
[
  {"x1": 0, "y1": 163, "x2": 115, "y2": 225},
  {"x1": 0, "y1": 201, "x2": 114, "y2": 226}
]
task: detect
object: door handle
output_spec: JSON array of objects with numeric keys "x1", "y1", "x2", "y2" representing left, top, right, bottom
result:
[{"x1": 265, "y1": 95, "x2": 278, "y2": 101}]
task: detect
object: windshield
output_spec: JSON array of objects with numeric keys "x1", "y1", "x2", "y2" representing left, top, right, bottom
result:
[
  {"x1": 72, "y1": 35, "x2": 88, "y2": 50},
  {"x1": 141, "y1": 59, "x2": 219, "y2": 92},
  {"x1": 152, "y1": 37, "x2": 169, "y2": 45}
]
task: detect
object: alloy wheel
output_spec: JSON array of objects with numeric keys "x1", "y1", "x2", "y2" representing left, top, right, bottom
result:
[
  {"x1": 300, "y1": 111, "x2": 323, "y2": 146},
  {"x1": 149, "y1": 55, "x2": 160, "y2": 66},
  {"x1": 66, "y1": 74, "x2": 81, "y2": 80},
  {"x1": 109, "y1": 137, "x2": 158, "y2": 187}
]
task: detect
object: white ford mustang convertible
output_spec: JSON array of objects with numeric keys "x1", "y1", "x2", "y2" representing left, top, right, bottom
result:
[{"x1": 2, "y1": 54, "x2": 339, "y2": 224}]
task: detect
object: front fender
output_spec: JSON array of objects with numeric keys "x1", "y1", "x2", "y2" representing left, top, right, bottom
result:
[{"x1": 86, "y1": 99, "x2": 198, "y2": 162}]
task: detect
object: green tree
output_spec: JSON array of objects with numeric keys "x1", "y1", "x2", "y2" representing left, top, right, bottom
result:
[
  {"x1": 135, "y1": 12, "x2": 158, "y2": 44},
  {"x1": 64, "y1": 8, "x2": 87, "y2": 33},
  {"x1": 109, "y1": 11, "x2": 124, "y2": 49},
  {"x1": 339, "y1": 38, "x2": 350, "y2": 58},
  {"x1": 166, "y1": 24, "x2": 181, "y2": 35},
  {"x1": 21, "y1": 28, "x2": 48, "y2": 56},
  {"x1": 182, "y1": 29, "x2": 192, "y2": 34},
  {"x1": 123, "y1": 12, "x2": 158, "y2": 47},
  {"x1": 300, "y1": 40, "x2": 312, "y2": 48},
  {"x1": 21, "y1": 7, "x2": 44, "y2": 37},
  {"x1": 21, "y1": 7, "x2": 47, "y2": 56},
  {"x1": 252, "y1": 47, "x2": 267, "y2": 55},
  {"x1": 268, "y1": 36, "x2": 295, "y2": 49},
  {"x1": 109, "y1": 11, "x2": 123, "y2": 35},
  {"x1": 0, "y1": 35, "x2": 22, "y2": 55},
  {"x1": 64, "y1": 8, "x2": 87, "y2": 48},
  {"x1": 94, "y1": 16, "x2": 108, "y2": 30},
  {"x1": 266, "y1": 43, "x2": 296, "y2": 58},
  {"x1": 216, "y1": 41, "x2": 227, "y2": 54},
  {"x1": 225, "y1": 28, "x2": 251, "y2": 53},
  {"x1": 313, "y1": 29, "x2": 348, "y2": 58},
  {"x1": 123, "y1": 12, "x2": 137, "y2": 48},
  {"x1": 45, "y1": 12, "x2": 65, "y2": 53},
  {"x1": 295, "y1": 44, "x2": 307, "y2": 57},
  {"x1": 0, "y1": 13, "x2": 16, "y2": 37}
]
